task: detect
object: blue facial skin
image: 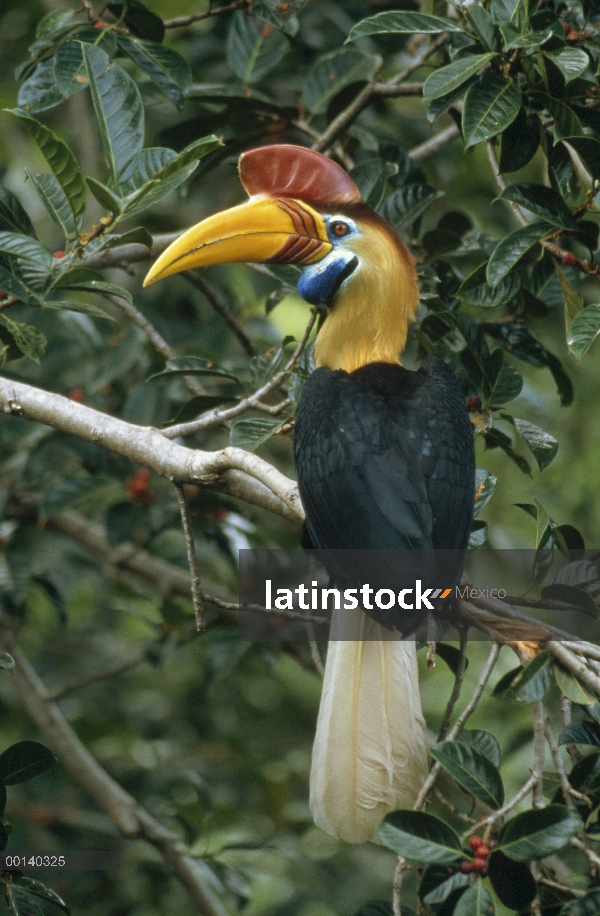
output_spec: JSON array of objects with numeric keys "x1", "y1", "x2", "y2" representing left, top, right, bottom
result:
[{"x1": 297, "y1": 216, "x2": 360, "y2": 307}]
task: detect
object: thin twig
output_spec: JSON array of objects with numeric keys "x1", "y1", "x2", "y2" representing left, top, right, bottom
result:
[
  {"x1": 162, "y1": 308, "x2": 317, "y2": 440},
  {"x1": 408, "y1": 124, "x2": 461, "y2": 162},
  {"x1": 538, "y1": 878, "x2": 586, "y2": 898},
  {"x1": 392, "y1": 856, "x2": 408, "y2": 916},
  {"x1": 436, "y1": 630, "x2": 468, "y2": 741},
  {"x1": 560, "y1": 695, "x2": 581, "y2": 764},
  {"x1": 164, "y1": 0, "x2": 250, "y2": 29},
  {"x1": 463, "y1": 772, "x2": 538, "y2": 841},
  {"x1": 174, "y1": 484, "x2": 204, "y2": 631},
  {"x1": 426, "y1": 614, "x2": 437, "y2": 670},
  {"x1": 183, "y1": 271, "x2": 257, "y2": 357}
]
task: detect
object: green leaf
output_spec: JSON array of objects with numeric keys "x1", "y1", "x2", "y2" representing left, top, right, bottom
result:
[
  {"x1": 43, "y1": 298, "x2": 114, "y2": 322},
  {"x1": 36, "y1": 9, "x2": 74, "y2": 39},
  {"x1": 49, "y1": 267, "x2": 132, "y2": 304},
  {"x1": 499, "y1": 109, "x2": 539, "y2": 172},
  {"x1": 380, "y1": 184, "x2": 444, "y2": 230},
  {"x1": 465, "y1": 4, "x2": 499, "y2": 51},
  {"x1": 120, "y1": 136, "x2": 222, "y2": 217},
  {"x1": 85, "y1": 176, "x2": 124, "y2": 215},
  {"x1": 531, "y1": 92, "x2": 583, "y2": 142},
  {"x1": 0, "y1": 315, "x2": 46, "y2": 361},
  {"x1": 453, "y1": 883, "x2": 495, "y2": 916},
  {"x1": 18, "y1": 57, "x2": 64, "y2": 113},
  {"x1": 462, "y1": 72, "x2": 521, "y2": 147},
  {"x1": 0, "y1": 188, "x2": 36, "y2": 237},
  {"x1": 29, "y1": 172, "x2": 78, "y2": 240},
  {"x1": 424, "y1": 54, "x2": 498, "y2": 102},
  {"x1": 498, "y1": 183, "x2": 576, "y2": 230},
  {"x1": 10, "y1": 108, "x2": 87, "y2": 224},
  {"x1": 82, "y1": 43, "x2": 145, "y2": 186},
  {"x1": 502, "y1": 28, "x2": 553, "y2": 49},
  {"x1": 513, "y1": 418, "x2": 558, "y2": 470},
  {"x1": 565, "y1": 137, "x2": 600, "y2": 180},
  {"x1": 486, "y1": 222, "x2": 553, "y2": 287},
  {"x1": 117, "y1": 36, "x2": 192, "y2": 108},
  {"x1": 0, "y1": 265, "x2": 39, "y2": 305},
  {"x1": 227, "y1": 12, "x2": 289, "y2": 84},
  {"x1": 492, "y1": 651, "x2": 553, "y2": 702},
  {"x1": 0, "y1": 652, "x2": 14, "y2": 673},
  {"x1": 108, "y1": 0, "x2": 165, "y2": 42},
  {"x1": 350, "y1": 160, "x2": 397, "y2": 209},
  {"x1": 487, "y1": 851, "x2": 536, "y2": 910},
  {"x1": 10, "y1": 876, "x2": 70, "y2": 915},
  {"x1": 148, "y1": 356, "x2": 242, "y2": 386},
  {"x1": 456, "y1": 730, "x2": 501, "y2": 769},
  {"x1": 304, "y1": 47, "x2": 379, "y2": 114},
  {"x1": 420, "y1": 865, "x2": 470, "y2": 905},
  {"x1": 546, "y1": 48, "x2": 590, "y2": 83},
  {"x1": 347, "y1": 12, "x2": 466, "y2": 41},
  {"x1": 378, "y1": 810, "x2": 463, "y2": 865},
  {"x1": 95, "y1": 227, "x2": 153, "y2": 251},
  {"x1": 457, "y1": 263, "x2": 521, "y2": 309},
  {"x1": 229, "y1": 417, "x2": 284, "y2": 452},
  {"x1": 0, "y1": 740, "x2": 57, "y2": 784},
  {"x1": 554, "y1": 663, "x2": 598, "y2": 704},
  {"x1": 555, "y1": 262, "x2": 583, "y2": 330},
  {"x1": 0, "y1": 231, "x2": 52, "y2": 270},
  {"x1": 559, "y1": 721, "x2": 600, "y2": 746},
  {"x1": 498, "y1": 804, "x2": 581, "y2": 861},
  {"x1": 559, "y1": 889, "x2": 600, "y2": 916},
  {"x1": 435, "y1": 643, "x2": 469, "y2": 676},
  {"x1": 431, "y1": 740, "x2": 504, "y2": 808},
  {"x1": 567, "y1": 304, "x2": 600, "y2": 361}
]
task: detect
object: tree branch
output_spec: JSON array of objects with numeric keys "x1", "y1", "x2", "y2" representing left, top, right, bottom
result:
[
  {"x1": 2, "y1": 639, "x2": 231, "y2": 916},
  {"x1": 174, "y1": 484, "x2": 205, "y2": 631},
  {"x1": 0, "y1": 377, "x2": 303, "y2": 523},
  {"x1": 164, "y1": 0, "x2": 250, "y2": 29}
]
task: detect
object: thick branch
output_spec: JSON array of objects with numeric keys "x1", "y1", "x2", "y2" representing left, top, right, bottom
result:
[
  {"x1": 5, "y1": 642, "x2": 231, "y2": 916},
  {"x1": 0, "y1": 377, "x2": 303, "y2": 523}
]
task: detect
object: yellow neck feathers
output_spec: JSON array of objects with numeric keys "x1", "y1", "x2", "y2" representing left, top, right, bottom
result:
[{"x1": 314, "y1": 221, "x2": 419, "y2": 374}]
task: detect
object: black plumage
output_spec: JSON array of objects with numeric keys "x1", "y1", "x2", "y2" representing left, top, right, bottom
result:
[{"x1": 294, "y1": 355, "x2": 475, "y2": 634}]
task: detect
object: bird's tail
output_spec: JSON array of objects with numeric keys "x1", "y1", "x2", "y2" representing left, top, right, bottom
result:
[{"x1": 309, "y1": 605, "x2": 429, "y2": 844}]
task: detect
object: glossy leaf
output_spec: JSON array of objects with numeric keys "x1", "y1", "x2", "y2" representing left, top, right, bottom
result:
[
  {"x1": 546, "y1": 48, "x2": 590, "y2": 83},
  {"x1": 0, "y1": 188, "x2": 36, "y2": 237},
  {"x1": 498, "y1": 804, "x2": 581, "y2": 861},
  {"x1": 502, "y1": 28, "x2": 553, "y2": 49},
  {"x1": 456, "y1": 729, "x2": 501, "y2": 769},
  {"x1": 0, "y1": 740, "x2": 57, "y2": 784},
  {"x1": 349, "y1": 159, "x2": 397, "y2": 209},
  {"x1": 378, "y1": 810, "x2": 463, "y2": 864},
  {"x1": 380, "y1": 184, "x2": 443, "y2": 230},
  {"x1": 473, "y1": 469, "x2": 497, "y2": 518},
  {"x1": 9, "y1": 108, "x2": 87, "y2": 225},
  {"x1": 347, "y1": 12, "x2": 466, "y2": 40},
  {"x1": 230, "y1": 417, "x2": 284, "y2": 452},
  {"x1": 83, "y1": 44, "x2": 145, "y2": 186},
  {"x1": 0, "y1": 652, "x2": 15, "y2": 673},
  {"x1": 513, "y1": 418, "x2": 558, "y2": 470},
  {"x1": 453, "y1": 883, "x2": 495, "y2": 916},
  {"x1": 554, "y1": 664, "x2": 597, "y2": 704},
  {"x1": 304, "y1": 47, "x2": 378, "y2": 115},
  {"x1": 565, "y1": 137, "x2": 600, "y2": 180},
  {"x1": 10, "y1": 876, "x2": 70, "y2": 915},
  {"x1": 462, "y1": 73, "x2": 521, "y2": 147},
  {"x1": 424, "y1": 54, "x2": 497, "y2": 102},
  {"x1": 559, "y1": 889, "x2": 600, "y2": 916},
  {"x1": 0, "y1": 265, "x2": 40, "y2": 305},
  {"x1": 435, "y1": 644, "x2": 469, "y2": 676},
  {"x1": 85, "y1": 177, "x2": 124, "y2": 215},
  {"x1": 108, "y1": 0, "x2": 165, "y2": 42},
  {"x1": 29, "y1": 172, "x2": 78, "y2": 240},
  {"x1": 493, "y1": 651, "x2": 553, "y2": 702},
  {"x1": 0, "y1": 231, "x2": 52, "y2": 270},
  {"x1": 420, "y1": 866, "x2": 469, "y2": 905},
  {"x1": 499, "y1": 109, "x2": 539, "y2": 172},
  {"x1": 567, "y1": 304, "x2": 600, "y2": 361},
  {"x1": 487, "y1": 851, "x2": 536, "y2": 910},
  {"x1": 18, "y1": 57, "x2": 64, "y2": 113},
  {"x1": 457, "y1": 263, "x2": 521, "y2": 309},
  {"x1": 117, "y1": 36, "x2": 192, "y2": 108},
  {"x1": 532, "y1": 92, "x2": 583, "y2": 142},
  {"x1": 227, "y1": 12, "x2": 289, "y2": 84},
  {"x1": 95, "y1": 227, "x2": 153, "y2": 251},
  {"x1": 431, "y1": 740, "x2": 504, "y2": 808},
  {"x1": 487, "y1": 222, "x2": 553, "y2": 287},
  {"x1": 465, "y1": 4, "x2": 498, "y2": 50},
  {"x1": 559, "y1": 721, "x2": 600, "y2": 747},
  {"x1": 43, "y1": 298, "x2": 114, "y2": 321},
  {"x1": 498, "y1": 183, "x2": 576, "y2": 230},
  {"x1": 148, "y1": 356, "x2": 242, "y2": 386}
]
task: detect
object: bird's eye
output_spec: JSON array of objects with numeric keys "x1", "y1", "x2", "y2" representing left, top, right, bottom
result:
[{"x1": 331, "y1": 220, "x2": 350, "y2": 237}]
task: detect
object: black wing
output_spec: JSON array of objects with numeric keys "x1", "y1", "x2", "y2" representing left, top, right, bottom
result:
[{"x1": 293, "y1": 356, "x2": 475, "y2": 632}]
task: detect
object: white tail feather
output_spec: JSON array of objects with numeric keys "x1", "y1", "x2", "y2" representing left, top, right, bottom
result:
[{"x1": 310, "y1": 605, "x2": 428, "y2": 844}]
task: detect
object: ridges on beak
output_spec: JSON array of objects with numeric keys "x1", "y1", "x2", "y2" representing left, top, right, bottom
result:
[{"x1": 143, "y1": 196, "x2": 332, "y2": 287}]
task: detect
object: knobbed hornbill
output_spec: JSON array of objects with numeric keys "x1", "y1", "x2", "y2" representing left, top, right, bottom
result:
[{"x1": 144, "y1": 145, "x2": 475, "y2": 845}]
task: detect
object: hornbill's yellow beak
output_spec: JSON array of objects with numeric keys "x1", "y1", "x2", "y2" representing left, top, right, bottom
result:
[{"x1": 143, "y1": 196, "x2": 332, "y2": 286}]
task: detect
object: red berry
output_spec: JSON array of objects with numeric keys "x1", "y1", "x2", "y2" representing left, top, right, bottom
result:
[
  {"x1": 126, "y1": 469, "x2": 155, "y2": 504},
  {"x1": 52, "y1": 250, "x2": 65, "y2": 259},
  {"x1": 562, "y1": 252, "x2": 577, "y2": 267},
  {"x1": 459, "y1": 861, "x2": 472, "y2": 873},
  {"x1": 467, "y1": 397, "x2": 482, "y2": 412},
  {"x1": 471, "y1": 858, "x2": 486, "y2": 872},
  {"x1": 469, "y1": 836, "x2": 483, "y2": 851},
  {"x1": 0, "y1": 291, "x2": 6, "y2": 301},
  {"x1": 567, "y1": 30, "x2": 579, "y2": 40},
  {"x1": 477, "y1": 844, "x2": 491, "y2": 859},
  {"x1": 68, "y1": 387, "x2": 84, "y2": 402},
  {"x1": 562, "y1": 22, "x2": 571, "y2": 32}
]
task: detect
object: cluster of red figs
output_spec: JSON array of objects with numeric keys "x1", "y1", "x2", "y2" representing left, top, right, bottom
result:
[
  {"x1": 458, "y1": 836, "x2": 497, "y2": 876},
  {"x1": 126, "y1": 469, "x2": 156, "y2": 505}
]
